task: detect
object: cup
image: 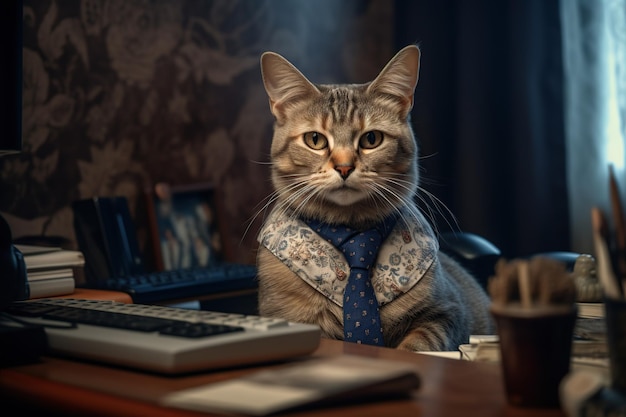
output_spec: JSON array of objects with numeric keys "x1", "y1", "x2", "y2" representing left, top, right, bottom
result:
[
  {"x1": 604, "y1": 297, "x2": 626, "y2": 394},
  {"x1": 490, "y1": 303, "x2": 577, "y2": 408}
]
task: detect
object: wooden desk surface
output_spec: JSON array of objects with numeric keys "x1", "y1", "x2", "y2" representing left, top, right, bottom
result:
[
  {"x1": 0, "y1": 339, "x2": 565, "y2": 417},
  {"x1": 53, "y1": 288, "x2": 133, "y2": 303}
]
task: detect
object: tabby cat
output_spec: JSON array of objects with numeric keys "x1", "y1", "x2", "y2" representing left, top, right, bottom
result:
[{"x1": 256, "y1": 45, "x2": 495, "y2": 351}]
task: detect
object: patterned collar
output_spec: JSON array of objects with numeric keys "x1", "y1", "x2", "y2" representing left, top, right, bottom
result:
[{"x1": 258, "y1": 209, "x2": 439, "y2": 307}]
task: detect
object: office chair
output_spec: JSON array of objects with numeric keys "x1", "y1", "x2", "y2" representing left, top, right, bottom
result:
[{"x1": 439, "y1": 231, "x2": 581, "y2": 292}]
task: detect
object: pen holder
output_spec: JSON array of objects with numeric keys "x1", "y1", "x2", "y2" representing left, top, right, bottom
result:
[
  {"x1": 605, "y1": 297, "x2": 626, "y2": 394},
  {"x1": 491, "y1": 303, "x2": 577, "y2": 408}
]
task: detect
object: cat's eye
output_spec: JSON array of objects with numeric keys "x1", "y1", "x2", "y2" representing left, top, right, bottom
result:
[
  {"x1": 303, "y1": 132, "x2": 328, "y2": 150},
  {"x1": 359, "y1": 131, "x2": 384, "y2": 149}
]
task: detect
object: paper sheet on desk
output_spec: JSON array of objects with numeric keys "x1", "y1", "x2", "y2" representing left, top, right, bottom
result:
[{"x1": 161, "y1": 355, "x2": 421, "y2": 416}]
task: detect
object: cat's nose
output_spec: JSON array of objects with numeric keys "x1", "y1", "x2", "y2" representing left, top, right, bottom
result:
[{"x1": 335, "y1": 165, "x2": 354, "y2": 179}]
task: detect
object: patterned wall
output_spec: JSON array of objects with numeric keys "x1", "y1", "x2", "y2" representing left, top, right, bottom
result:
[{"x1": 0, "y1": 0, "x2": 393, "y2": 266}]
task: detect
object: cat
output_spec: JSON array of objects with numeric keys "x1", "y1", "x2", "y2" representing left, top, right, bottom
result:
[{"x1": 255, "y1": 44, "x2": 495, "y2": 351}]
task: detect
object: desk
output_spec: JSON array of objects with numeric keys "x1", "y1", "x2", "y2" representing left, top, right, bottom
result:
[{"x1": 0, "y1": 339, "x2": 565, "y2": 417}]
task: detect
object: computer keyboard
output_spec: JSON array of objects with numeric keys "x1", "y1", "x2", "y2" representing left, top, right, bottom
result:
[
  {"x1": 89, "y1": 263, "x2": 258, "y2": 303},
  {"x1": 4, "y1": 298, "x2": 321, "y2": 374}
]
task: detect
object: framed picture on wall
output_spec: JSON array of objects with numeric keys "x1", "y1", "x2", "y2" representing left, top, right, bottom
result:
[{"x1": 145, "y1": 182, "x2": 227, "y2": 271}]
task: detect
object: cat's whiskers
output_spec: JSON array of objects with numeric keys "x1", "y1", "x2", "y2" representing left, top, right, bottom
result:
[
  {"x1": 411, "y1": 171, "x2": 459, "y2": 231},
  {"x1": 289, "y1": 190, "x2": 323, "y2": 221},
  {"x1": 414, "y1": 186, "x2": 460, "y2": 235},
  {"x1": 265, "y1": 175, "x2": 326, "y2": 223},
  {"x1": 363, "y1": 181, "x2": 423, "y2": 229},
  {"x1": 269, "y1": 187, "x2": 307, "y2": 220},
  {"x1": 241, "y1": 170, "x2": 312, "y2": 242},
  {"x1": 249, "y1": 159, "x2": 273, "y2": 166},
  {"x1": 244, "y1": 168, "x2": 456, "y2": 245},
  {"x1": 369, "y1": 175, "x2": 451, "y2": 235},
  {"x1": 362, "y1": 184, "x2": 406, "y2": 224},
  {"x1": 241, "y1": 188, "x2": 284, "y2": 244},
  {"x1": 274, "y1": 170, "x2": 362, "y2": 220},
  {"x1": 276, "y1": 185, "x2": 313, "y2": 221}
]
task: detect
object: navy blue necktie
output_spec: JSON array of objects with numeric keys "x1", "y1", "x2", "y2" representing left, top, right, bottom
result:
[{"x1": 304, "y1": 217, "x2": 397, "y2": 346}]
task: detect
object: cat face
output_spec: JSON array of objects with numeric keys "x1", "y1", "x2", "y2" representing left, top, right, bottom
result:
[{"x1": 260, "y1": 45, "x2": 421, "y2": 227}]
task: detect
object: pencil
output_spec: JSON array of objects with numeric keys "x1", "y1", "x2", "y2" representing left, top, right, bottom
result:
[
  {"x1": 517, "y1": 260, "x2": 532, "y2": 308},
  {"x1": 591, "y1": 207, "x2": 623, "y2": 299}
]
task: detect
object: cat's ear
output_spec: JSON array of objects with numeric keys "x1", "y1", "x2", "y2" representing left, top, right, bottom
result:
[
  {"x1": 367, "y1": 45, "x2": 420, "y2": 118},
  {"x1": 260, "y1": 52, "x2": 320, "y2": 121}
]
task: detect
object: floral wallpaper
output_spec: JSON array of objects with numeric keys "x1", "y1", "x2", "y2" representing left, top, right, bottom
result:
[{"x1": 0, "y1": 0, "x2": 393, "y2": 266}]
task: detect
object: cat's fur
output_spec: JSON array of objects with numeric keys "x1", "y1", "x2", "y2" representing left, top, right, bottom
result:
[{"x1": 256, "y1": 45, "x2": 495, "y2": 351}]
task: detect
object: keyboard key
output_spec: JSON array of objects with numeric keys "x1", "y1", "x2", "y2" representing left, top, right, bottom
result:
[{"x1": 159, "y1": 322, "x2": 244, "y2": 338}]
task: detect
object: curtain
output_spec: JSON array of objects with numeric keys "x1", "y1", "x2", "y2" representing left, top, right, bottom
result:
[
  {"x1": 394, "y1": 0, "x2": 570, "y2": 259},
  {"x1": 560, "y1": 0, "x2": 626, "y2": 255}
]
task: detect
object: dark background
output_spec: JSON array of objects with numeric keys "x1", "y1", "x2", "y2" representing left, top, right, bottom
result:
[{"x1": 0, "y1": 0, "x2": 570, "y2": 270}]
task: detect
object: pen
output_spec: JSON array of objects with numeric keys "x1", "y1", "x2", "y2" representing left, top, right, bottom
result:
[{"x1": 590, "y1": 207, "x2": 623, "y2": 300}]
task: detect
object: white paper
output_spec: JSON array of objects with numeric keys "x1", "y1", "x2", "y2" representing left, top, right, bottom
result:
[{"x1": 162, "y1": 355, "x2": 421, "y2": 416}]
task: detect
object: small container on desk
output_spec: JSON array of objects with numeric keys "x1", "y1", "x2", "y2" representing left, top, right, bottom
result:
[
  {"x1": 571, "y1": 297, "x2": 626, "y2": 416},
  {"x1": 491, "y1": 303, "x2": 577, "y2": 408}
]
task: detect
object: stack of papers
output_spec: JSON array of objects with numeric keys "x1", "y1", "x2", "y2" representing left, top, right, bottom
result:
[
  {"x1": 162, "y1": 355, "x2": 421, "y2": 416},
  {"x1": 16, "y1": 244, "x2": 85, "y2": 298},
  {"x1": 576, "y1": 302, "x2": 605, "y2": 319}
]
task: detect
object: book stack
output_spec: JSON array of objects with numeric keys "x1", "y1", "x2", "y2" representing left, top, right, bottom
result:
[
  {"x1": 15, "y1": 244, "x2": 85, "y2": 299},
  {"x1": 577, "y1": 302, "x2": 605, "y2": 319},
  {"x1": 459, "y1": 330, "x2": 609, "y2": 382}
]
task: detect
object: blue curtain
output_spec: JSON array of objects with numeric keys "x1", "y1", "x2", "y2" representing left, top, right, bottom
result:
[
  {"x1": 561, "y1": 0, "x2": 626, "y2": 255},
  {"x1": 394, "y1": 0, "x2": 570, "y2": 258}
]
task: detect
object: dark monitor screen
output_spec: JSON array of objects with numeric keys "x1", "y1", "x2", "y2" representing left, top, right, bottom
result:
[{"x1": 0, "y1": 1, "x2": 23, "y2": 156}]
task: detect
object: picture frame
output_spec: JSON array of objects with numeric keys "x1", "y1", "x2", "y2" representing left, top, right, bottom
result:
[{"x1": 145, "y1": 182, "x2": 227, "y2": 271}]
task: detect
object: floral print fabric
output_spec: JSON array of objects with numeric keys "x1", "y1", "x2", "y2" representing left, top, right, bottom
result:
[{"x1": 258, "y1": 210, "x2": 439, "y2": 307}]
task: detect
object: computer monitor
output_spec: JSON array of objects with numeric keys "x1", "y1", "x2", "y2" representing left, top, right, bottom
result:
[{"x1": 0, "y1": 1, "x2": 23, "y2": 156}]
